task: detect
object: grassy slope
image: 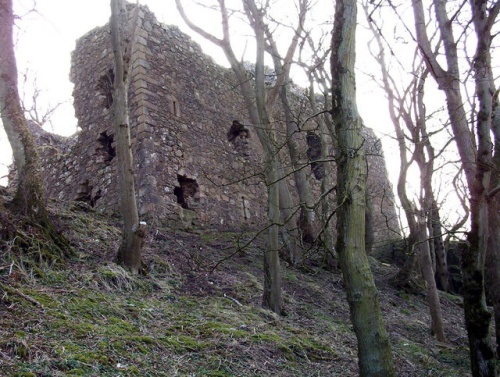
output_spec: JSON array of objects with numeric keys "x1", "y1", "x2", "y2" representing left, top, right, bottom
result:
[{"x1": 0, "y1": 202, "x2": 472, "y2": 376}]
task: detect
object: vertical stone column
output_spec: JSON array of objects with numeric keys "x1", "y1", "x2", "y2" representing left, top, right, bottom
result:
[{"x1": 129, "y1": 8, "x2": 162, "y2": 221}]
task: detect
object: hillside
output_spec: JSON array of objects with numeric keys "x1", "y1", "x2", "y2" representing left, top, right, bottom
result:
[{"x1": 0, "y1": 201, "x2": 471, "y2": 376}]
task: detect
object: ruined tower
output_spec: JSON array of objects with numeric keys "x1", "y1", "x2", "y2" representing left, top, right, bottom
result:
[{"x1": 33, "y1": 4, "x2": 399, "y2": 244}]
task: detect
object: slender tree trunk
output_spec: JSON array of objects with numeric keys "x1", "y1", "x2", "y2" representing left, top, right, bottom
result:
[
  {"x1": 416, "y1": 213, "x2": 446, "y2": 341},
  {"x1": 331, "y1": 1, "x2": 395, "y2": 375},
  {"x1": 263, "y1": 150, "x2": 283, "y2": 314},
  {"x1": 281, "y1": 106, "x2": 316, "y2": 246},
  {"x1": 428, "y1": 199, "x2": 448, "y2": 291},
  {"x1": 252, "y1": 4, "x2": 283, "y2": 313},
  {"x1": 276, "y1": 163, "x2": 302, "y2": 264},
  {"x1": 0, "y1": 0, "x2": 71, "y2": 258},
  {"x1": 175, "y1": 0, "x2": 302, "y2": 265},
  {"x1": 307, "y1": 80, "x2": 336, "y2": 267},
  {"x1": 110, "y1": 0, "x2": 145, "y2": 273},
  {"x1": 261, "y1": 1, "x2": 316, "y2": 247}
]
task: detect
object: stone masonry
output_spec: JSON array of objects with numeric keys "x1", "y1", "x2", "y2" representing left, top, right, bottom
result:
[{"x1": 29, "y1": 4, "x2": 400, "y2": 246}]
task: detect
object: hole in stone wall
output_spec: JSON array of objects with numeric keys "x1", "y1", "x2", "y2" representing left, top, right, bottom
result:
[
  {"x1": 96, "y1": 68, "x2": 115, "y2": 109},
  {"x1": 97, "y1": 131, "x2": 116, "y2": 164},
  {"x1": 227, "y1": 120, "x2": 250, "y2": 142},
  {"x1": 306, "y1": 131, "x2": 324, "y2": 180},
  {"x1": 173, "y1": 175, "x2": 199, "y2": 209},
  {"x1": 75, "y1": 180, "x2": 102, "y2": 207}
]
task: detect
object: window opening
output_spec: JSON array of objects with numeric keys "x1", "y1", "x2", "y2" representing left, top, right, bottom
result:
[
  {"x1": 306, "y1": 131, "x2": 324, "y2": 180},
  {"x1": 173, "y1": 175, "x2": 199, "y2": 209},
  {"x1": 96, "y1": 68, "x2": 115, "y2": 109},
  {"x1": 97, "y1": 131, "x2": 116, "y2": 164}
]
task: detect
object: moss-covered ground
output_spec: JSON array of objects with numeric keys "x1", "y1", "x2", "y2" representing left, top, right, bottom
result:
[{"x1": 0, "y1": 201, "x2": 472, "y2": 376}]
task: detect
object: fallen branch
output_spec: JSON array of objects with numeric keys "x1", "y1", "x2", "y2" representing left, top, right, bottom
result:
[
  {"x1": 0, "y1": 283, "x2": 43, "y2": 308},
  {"x1": 222, "y1": 294, "x2": 243, "y2": 307}
]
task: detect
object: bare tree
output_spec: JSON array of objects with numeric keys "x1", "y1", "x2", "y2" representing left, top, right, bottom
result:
[
  {"x1": 298, "y1": 30, "x2": 337, "y2": 269},
  {"x1": 412, "y1": 0, "x2": 499, "y2": 374},
  {"x1": 246, "y1": 0, "x2": 318, "y2": 245},
  {"x1": 331, "y1": 0, "x2": 395, "y2": 374},
  {"x1": 0, "y1": 0, "x2": 70, "y2": 258},
  {"x1": 110, "y1": 0, "x2": 145, "y2": 273},
  {"x1": 19, "y1": 69, "x2": 65, "y2": 129},
  {"x1": 469, "y1": 0, "x2": 500, "y2": 362},
  {"x1": 363, "y1": 5, "x2": 446, "y2": 340},
  {"x1": 175, "y1": 0, "x2": 291, "y2": 312},
  {"x1": 175, "y1": 0, "x2": 306, "y2": 270}
]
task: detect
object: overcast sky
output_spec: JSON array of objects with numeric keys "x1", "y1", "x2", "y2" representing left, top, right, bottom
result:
[{"x1": 3, "y1": 0, "x2": 410, "y2": 215}]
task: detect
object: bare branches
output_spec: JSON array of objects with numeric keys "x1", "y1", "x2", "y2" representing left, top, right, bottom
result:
[{"x1": 175, "y1": 0, "x2": 224, "y2": 47}]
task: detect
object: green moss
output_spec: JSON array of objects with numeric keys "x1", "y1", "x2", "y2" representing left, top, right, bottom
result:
[
  {"x1": 41, "y1": 270, "x2": 71, "y2": 286},
  {"x1": 105, "y1": 316, "x2": 138, "y2": 335},
  {"x1": 160, "y1": 335, "x2": 210, "y2": 351}
]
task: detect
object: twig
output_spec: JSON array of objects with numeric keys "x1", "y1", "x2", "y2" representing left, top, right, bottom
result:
[{"x1": 222, "y1": 294, "x2": 243, "y2": 307}]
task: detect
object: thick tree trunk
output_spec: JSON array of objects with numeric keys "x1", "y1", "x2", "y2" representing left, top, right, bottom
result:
[
  {"x1": 0, "y1": 0, "x2": 71, "y2": 258},
  {"x1": 486, "y1": 187, "x2": 500, "y2": 357},
  {"x1": 487, "y1": 102, "x2": 500, "y2": 357},
  {"x1": 331, "y1": 1, "x2": 395, "y2": 375},
  {"x1": 110, "y1": 0, "x2": 145, "y2": 273},
  {"x1": 461, "y1": 1, "x2": 497, "y2": 375},
  {"x1": 0, "y1": 0, "x2": 48, "y2": 220}
]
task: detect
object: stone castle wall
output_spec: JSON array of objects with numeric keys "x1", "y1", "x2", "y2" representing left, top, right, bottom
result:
[{"x1": 32, "y1": 4, "x2": 399, "y2": 244}]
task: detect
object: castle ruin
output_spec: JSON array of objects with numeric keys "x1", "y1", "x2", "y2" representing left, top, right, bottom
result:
[{"x1": 30, "y1": 5, "x2": 399, "y2": 246}]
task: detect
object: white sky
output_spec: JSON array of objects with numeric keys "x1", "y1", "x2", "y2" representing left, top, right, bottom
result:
[{"x1": 4, "y1": 0, "x2": 433, "y2": 230}]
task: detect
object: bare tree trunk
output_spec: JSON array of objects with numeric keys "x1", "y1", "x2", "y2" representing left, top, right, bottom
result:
[
  {"x1": 307, "y1": 80, "x2": 336, "y2": 267},
  {"x1": 487, "y1": 95, "x2": 500, "y2": 357},
  {"x1": 486, "y1": 180, "x2": 500, "y2": 357},
  {"x1": 331, "y1": 1, "x2": 395, "y2": 375},
  {"x1": 175, "y1": 0, "x2": 301, "y2": 265},
  {"x1": 251, "y1": 3, "x2": 283, "y2": 313},
  {"x1": 257, "y1": 0, "x2": 316, "y2": 246},
  {"x1": 281, "y1": 103, "x2": 316, "y2": 245},
  {"x1": 110, "y1": 0, "x2": 145, "y2": 273},
  {"x1": 0, "y1": 0, "x2": 71, "y2": 258},
  {"x1": 416, "y1": 213, "x2": 446, "y2": 341},
  {"x1": 263, "y1": 150, "x2": 283, "y2": 314},
  {"x1": 428, "y1": 199, "x2": 448, "y2": 291},
  {"x1": 412, "y1": 1, "x2": 498, "y2": 373},
  {"x1": 462, "y1": 1, "x2": 498, "y2": 374}
]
